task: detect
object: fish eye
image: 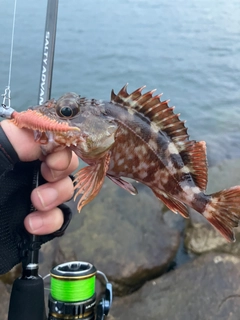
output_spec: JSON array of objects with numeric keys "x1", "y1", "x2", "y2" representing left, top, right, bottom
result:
[
  {"x1": 57, "y1": 104, "x2": 80, "y2": 118},
  {"x1": 60, "y1": 106, "x2": 73, "y2": 117}
]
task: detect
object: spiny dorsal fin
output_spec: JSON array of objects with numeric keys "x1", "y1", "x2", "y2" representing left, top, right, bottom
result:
[
  {"x1": 111, "y1": 84, "x2": 189, "y2": 142},
  {"x1": 111, "y1": 85, "x2": 208, "y2": 191}
]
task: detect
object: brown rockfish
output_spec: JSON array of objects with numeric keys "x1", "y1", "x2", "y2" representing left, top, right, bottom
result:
[{"x1": 10, "y1": 85, "x2": 240, "y2": 242}]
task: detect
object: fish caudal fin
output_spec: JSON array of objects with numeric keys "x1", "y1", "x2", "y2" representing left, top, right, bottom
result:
[{"x1": 203, "y1": 186, "x2": 240, "y2": 242}]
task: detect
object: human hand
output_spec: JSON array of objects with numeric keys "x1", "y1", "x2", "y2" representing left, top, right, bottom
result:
[{"x1": 1, "y1": 120, "x2": 79, "y2": 235}]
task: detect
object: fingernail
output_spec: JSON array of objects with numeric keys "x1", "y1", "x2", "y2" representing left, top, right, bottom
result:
[
  {"x1": 50, "y1": 169, "x2": 62, "y2": 180},
  {"x1": 50, "y1": 169, "x2": 56, "y2": 180},
  {"x1": 28, "y1": 214, "x2": 43, "y2": 232},
  {"x1": 37, "y1": 188, "x2": 58, "y2": 208}
]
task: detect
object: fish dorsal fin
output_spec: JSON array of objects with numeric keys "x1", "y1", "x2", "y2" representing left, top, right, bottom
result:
[
  {"x1": 179, "y1": 140, "x2": 208, "y2": 191},
  {"x1": 111, "y1": 84, "x2": 189, "y2": 142},
  {"x1": 111, "y1": 85, "x2": 208, "y2": 191}
]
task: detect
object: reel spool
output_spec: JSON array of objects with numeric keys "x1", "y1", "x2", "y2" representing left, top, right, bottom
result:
[{"x1": 48, "y1": 261, "x2": 112, "y2": 320}]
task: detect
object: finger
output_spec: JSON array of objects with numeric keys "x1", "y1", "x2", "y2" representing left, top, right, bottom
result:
[
  {"x1": 31, "y1": 176, "x2": 74, "y2": 211},
  {"x1": 24, "y1": 207, "x2": 64, "y2": 235},
  {"x1": 41, "y1": 151, "x2": 79, "y2": 182},
  {"x1": 45, "y1": 148, "x2": 72, "y2": 171},
  {"x1": 1, "y1": 120, "x2": 42, "y2": 161}
]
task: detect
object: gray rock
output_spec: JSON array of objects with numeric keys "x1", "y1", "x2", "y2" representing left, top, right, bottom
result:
[
  {"x1": 0, "y1": 264, "x2": 24, "y2": 320},
  {"x1": 55, "y1": 179, "x2": 181, "y2": 295},
  {"x1": 110, "y1": 253, "x2": 240, "y2": 320},
  {"x1": 185, "y1": 159, "x2": 240, "y2": 254},
  {"x1": 0, "y1": 280, "x2": 10, "y2": 320}
]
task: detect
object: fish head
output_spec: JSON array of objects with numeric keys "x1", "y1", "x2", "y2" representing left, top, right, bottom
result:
[{"x1": 12, "y1": 92, "x2": 118, "y2": 158}]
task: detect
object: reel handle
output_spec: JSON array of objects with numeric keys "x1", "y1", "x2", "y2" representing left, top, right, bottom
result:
[{"x1": 96, "y1": 283, "x2": 113, "y2": 320}]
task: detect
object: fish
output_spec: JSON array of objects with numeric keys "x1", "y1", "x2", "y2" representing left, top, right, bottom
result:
[{"x1": 10, "y1": 85, "x2": 240, "y2": 242}]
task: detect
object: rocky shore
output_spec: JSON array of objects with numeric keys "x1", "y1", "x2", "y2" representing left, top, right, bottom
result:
[{"x1": 1, "y1": 158, "x2": 240, "y2": 319}]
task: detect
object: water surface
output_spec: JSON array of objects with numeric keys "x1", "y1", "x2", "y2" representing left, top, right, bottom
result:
[{"x1": 1, "y1": 0, "x2": 240, "y2": 164}]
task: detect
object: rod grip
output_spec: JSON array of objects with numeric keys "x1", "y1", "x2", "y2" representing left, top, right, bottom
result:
[{"x1": 8, "y1": 276, "x2": 47, "y2": 320}]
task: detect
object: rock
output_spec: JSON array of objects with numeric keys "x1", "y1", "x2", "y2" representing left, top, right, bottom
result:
[
  {"x1": 55, "y1": 179, "x2": 181, "y2": 296},
  {"x1": 0, "y1": 264, "x2": 24, "y2": 319},
  {"x1": 110, "y1": 253, "x2": 240, "y2": 320},
  {"x1": 0, "y1": 280, "x2": 9, "y2": 320},
  {"x1": 185, "y1": 159, "x2": 240, "y2": 254}
]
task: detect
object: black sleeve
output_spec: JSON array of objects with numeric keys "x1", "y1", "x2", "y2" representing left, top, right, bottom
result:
[{"x1": 0, "y1": 126, "x2": 72, "y2": 274}]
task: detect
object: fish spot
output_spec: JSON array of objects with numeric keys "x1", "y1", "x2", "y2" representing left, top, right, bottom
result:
[
  {"x1": 139, "y1": 162, "x2": 149, "y2": 170},
  {"x1": 108, "y1": 161, "x2": 115, "y2": 171},
  {"x1": 127, "y1": 153, "x2": 134, "y2": 160},
  {"x1": 181, "y1": 184, "x2": 191, "y2": 192},
  {"x1": 135, "y1": 127, "x2": 141, "y2": 134},
  {"x1": 160, "y1": 171, "x2": 169, "y2": 185},
  {"x1": 168, "y1": 142, "x2": 179, "y2": 155},
  {"x1": 150, "y1": 121, "x2": 160, "y2": 133},
  {"x1": 128, "y1": 108, "x2": 135, "y2": 115},
  {"x1": 166, "y1": 161, "x2": 177, "y2": 175},
  {"x1": 148, "y1": 139, "x2": 158, "y2": 150},
  {"x1": 203, "y1": 203, "x2": 214, "y2": 219},
  {"x1": 184, "y1": 192, "x2": 195, "y2": 203},
  {"x1": 192, "y1": 186, "x2": 201, "y2": 194},
  {"x1": 181, "y1": 183, "x2": 201, "y2": 195},
  {"x1": 139, "y1": 171, "x2": 148, "y2": 179},
  {"x1": 117, "y1": 158, "x2": 125, "y2": 166},
  {"x1": 115, "y1": 152, "x2": 121, "y2": 161},
  {"x1": 181, "y1": 166, "x2": 191, "y2": 174},
  {"x1": 135, "y1": 145, "x2": 147, "y2": 155}
]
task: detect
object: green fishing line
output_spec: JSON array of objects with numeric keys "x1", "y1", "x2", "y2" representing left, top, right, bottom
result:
[{"x1": 51, "y1": 275, "x2": 96, "y2": 302}]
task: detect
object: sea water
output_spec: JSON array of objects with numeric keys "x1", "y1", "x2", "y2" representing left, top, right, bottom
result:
[{"x1": 0, "y1": 0, "x2": 240, "y2": 164}]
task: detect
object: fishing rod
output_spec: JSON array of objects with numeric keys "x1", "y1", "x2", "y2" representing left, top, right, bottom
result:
[{"x1": 7, "y1": 1, "x2": 59, "y2": 320}]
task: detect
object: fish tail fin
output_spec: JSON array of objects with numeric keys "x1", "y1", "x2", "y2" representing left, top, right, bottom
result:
[{"x1": 203, "y1": 186, "x2": 240, "y2": 242}]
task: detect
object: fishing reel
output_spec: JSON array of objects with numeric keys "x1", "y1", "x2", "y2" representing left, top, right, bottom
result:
[{"x1": 48, "y1": 261, "x2": 112, "y2": 320}]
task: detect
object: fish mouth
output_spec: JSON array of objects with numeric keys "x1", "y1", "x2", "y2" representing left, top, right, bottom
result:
[
  {"x1": 34, "y1": 130, "x2": 82, "y2": 148},
  {"x1": 34, "y1": 130, "x2": 82, "y2": 154}
]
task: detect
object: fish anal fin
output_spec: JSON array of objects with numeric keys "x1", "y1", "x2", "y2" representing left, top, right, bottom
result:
[
  {"x1": 110, "y1": 85, "x2": 190, "y2": 141},
  {"x1": 73, "y1": 153, "x2": 111, "y2": 212},
  {"x1": 153, "y1": 190, "x2": 189, "y2": 218},
  {"x1": 179, "y1": 141, "x2": 208, "y2": 191},
  {"x1": 107, "y1": 174, "x2": 138, "y2": 195}
]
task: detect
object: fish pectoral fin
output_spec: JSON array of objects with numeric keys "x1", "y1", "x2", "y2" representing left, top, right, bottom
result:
[
  {"x1": 73, "y1": 152, "x2": 111, "y2": 212},
  {"x1": 106, "y1": 174, "x2": 138, "y2": 195},
  {"x1": 153, "y1": 190, "x2": 189, "y2": 218}
]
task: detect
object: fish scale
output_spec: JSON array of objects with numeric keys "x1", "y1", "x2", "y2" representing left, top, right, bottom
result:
[{"x1": 9, "y1": 85, "x2": 240, "y2": 242}]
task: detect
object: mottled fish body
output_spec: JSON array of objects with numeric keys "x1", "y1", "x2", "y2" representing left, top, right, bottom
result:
[{"x1": 10, "y1": 86, "x2": 240, "y2": 242}]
